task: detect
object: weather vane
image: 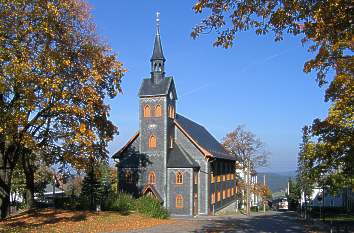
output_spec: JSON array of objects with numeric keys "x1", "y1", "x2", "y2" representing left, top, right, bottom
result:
[{"x1": 156, "y1": 11, "x2": 160, "y2": 35}]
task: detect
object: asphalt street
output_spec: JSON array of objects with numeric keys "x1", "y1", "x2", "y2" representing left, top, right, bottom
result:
[{"x1": 120, "y1": 211, "x2": 308, "y2": 233}]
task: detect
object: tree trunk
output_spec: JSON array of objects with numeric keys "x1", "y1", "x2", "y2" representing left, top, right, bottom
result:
[
  {"x1": 21, "y1": 153, "x2": 35, "y2": 209},
  {"x1": 0, "y1": 140, "x2": 18, "y2": 219},
  {"x1": 0, "y1": 169, "x2": 11, "y2": 219}
]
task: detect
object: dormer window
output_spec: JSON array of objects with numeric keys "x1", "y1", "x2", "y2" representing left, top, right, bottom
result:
[
  {"x1": 148, "y1": 135, "x2": 157, "y2": 148},
  {"x1": 143, "y1": 105, "x2": 151, "y2": 118},
  {"x1": 155, "y1": 105, "x2": 162, "y2": 117}
]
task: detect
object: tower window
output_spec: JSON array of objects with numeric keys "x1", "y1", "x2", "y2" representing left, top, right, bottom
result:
[
  {"x1": 148, "y1": 171, "x2": 156, "y2": 184},
  {"x1": 176, "y1": 171, "x2": 183, "y2": 184},
  {"x1": 169, "y1": 136, "x2": 174, "y2": 148},
  {"x1": 176, "y1": 195, "x2": 183, "y2": 208},
  {"x1": 148, "y1": 135, "x2": 157, "y2": 148},
  {"x1": 168, "y1": 105, "x2": 175, "y2": 119},
  {"x1": 155, "y1": 105, "x2": 162, "y2": 117},
  {"x1": 143, "y1": 105, "x2": 151, "y2": 118}
]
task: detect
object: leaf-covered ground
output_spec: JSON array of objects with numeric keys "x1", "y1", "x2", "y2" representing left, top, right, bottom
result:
[{"x1": 0, "y1": 208, "x2": 174, "y2": 233}]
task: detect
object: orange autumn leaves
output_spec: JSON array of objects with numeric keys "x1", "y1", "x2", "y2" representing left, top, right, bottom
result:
[
  {"x1": 0, "y1": 209, "x2": 173, "y2": 233},
  {"x1": 0, "y1": 0, "x2": 126, "y2": 170}
]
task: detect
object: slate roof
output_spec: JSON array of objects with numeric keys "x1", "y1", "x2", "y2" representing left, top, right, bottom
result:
[
  {"x1": 175, "y1": 114, "x2": 236, "y2": 161},
  {"x1": 151, "y1": 34, "x2": 165, "y2": 61},
  {"x1": 167, "y1": 144, "x2": 200, "y2": 168},
  {"x1": 138, "y1": 76, "x2": 173, "y2": 97}
]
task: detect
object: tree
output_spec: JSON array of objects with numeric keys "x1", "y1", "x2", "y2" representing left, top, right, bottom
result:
[
  {"x1": 286, "y1": 178, "x2": 300, "y2": 211},
  {"x1": 192, "y1": 0, "x2": 353, "y2": 193},
  {"x1": 10, "y1": 163, "x2": 26, "y2": 205},
  {"x1": 222, "y1": 125, "x2": 269, "y2": 215},
  {"x1": 80, "y1": 160, "x2": 111, "y2": 210},
  {"x1": 297, "y1": 126, "x2": 315, "y2": 219},
  {"x1": 0, "y1": 0, "x2": 125, "y2": 218}
]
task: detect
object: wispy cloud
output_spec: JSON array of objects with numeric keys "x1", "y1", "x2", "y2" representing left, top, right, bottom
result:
[
  {"x1": 179, "y1": 83, "x2": 212, "y2": 98},
  {"x1": 241, "y1": 49, "x2": 290, "y2": 73}
]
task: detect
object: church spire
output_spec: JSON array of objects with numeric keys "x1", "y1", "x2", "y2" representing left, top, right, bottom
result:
[{"x1": 151, "y1": 12, "x2": 165, "y2": 83}]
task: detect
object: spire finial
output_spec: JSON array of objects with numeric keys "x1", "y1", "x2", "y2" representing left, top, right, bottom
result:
[{"x1": 156, "y1": 11, "x2": 160, "y2": 35}]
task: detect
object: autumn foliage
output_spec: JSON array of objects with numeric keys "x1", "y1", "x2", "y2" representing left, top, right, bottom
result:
[
  {"x1": 0, "y1": 0, "x2": 125, "y2": 217},
  {"x1": 192, "y1": 0, "x2": 353, "y2": 192}
]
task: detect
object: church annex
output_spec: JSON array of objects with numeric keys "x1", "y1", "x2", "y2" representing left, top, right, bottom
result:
[{"x1": 113, "y1": 18, "x2": 237, "y2": 216}]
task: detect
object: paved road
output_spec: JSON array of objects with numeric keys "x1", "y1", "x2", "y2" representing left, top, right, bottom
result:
[{"x1": 120, "y1": 211, "x2": 308, "y2": 233}]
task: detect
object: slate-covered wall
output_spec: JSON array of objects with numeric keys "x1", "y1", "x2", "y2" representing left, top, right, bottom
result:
[
  {"x1": 167, "y1": 168, "x2": 192, "y2": 216},
  {"x1": 118, "y1": 137, "x2": 144, "y2": 196},
  {"x1": 139, "y1": 96, "x2": 167, "y2": 204},
  {"x1": 175, "y1": 127, "x2": 209, "y2": 215}
]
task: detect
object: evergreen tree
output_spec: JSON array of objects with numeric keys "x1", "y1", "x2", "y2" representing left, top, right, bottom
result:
[
  {"x1": 287, "y1": 179, "x2": 300, "y2": 211},
  {"x1": 80, "y1": 161, "x2": 112, "y2": 210}
]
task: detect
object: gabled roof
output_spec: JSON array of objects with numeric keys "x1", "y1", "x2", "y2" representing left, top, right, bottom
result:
[
  {"x1": 175, "y1": 114, "x2": 236, "y2": 161},
  {"x1": 138, "y1": 77, "x2": 173, "y2": 97},
  {"x1": 167, "y1": 144, "x2": 200, "y2": 168},
  {"x1": 142, "y1": 184, "x2": 163, "y2": 203},
  {"x1": 112, "y1": 132, "x2": 139, "y2": 159}
]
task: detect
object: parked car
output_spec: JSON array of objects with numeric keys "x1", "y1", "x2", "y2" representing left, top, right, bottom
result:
[{"x1": 277, "y1": 198, "x2": 288, "y2": 211}]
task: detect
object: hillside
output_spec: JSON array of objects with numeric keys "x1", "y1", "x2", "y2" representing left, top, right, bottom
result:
[{"x1": 257, "y1": 171, "x2": 296, "y2": 193}]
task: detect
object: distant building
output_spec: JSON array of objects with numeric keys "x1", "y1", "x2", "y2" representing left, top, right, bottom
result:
[
  {"x1": 301, "y1": 187, "x2": 354, "y2": 209},
  {"x1": 35, "y1": 184, "x2": 65, "y2": 203},
  {"x1": 235, "y1": 163, "x2": 260, "y2": 208},
  {"x1": 113, "y1": 16, "x2": 237, "y2": 216}
]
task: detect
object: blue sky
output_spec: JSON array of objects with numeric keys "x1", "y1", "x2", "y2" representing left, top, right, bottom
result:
[{"x1": 88, "y1": 0, "x2": 329, "y2": 172}]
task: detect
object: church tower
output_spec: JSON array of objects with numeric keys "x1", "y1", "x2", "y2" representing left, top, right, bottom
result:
[{"x1": 138, "y1": 12, "x2": 177, "y2": 206}]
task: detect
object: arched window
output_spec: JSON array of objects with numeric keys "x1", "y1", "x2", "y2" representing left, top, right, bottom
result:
[
  {"x1": 143, "y1": 105, "x2": 151, "y2": 118},
  {"x1": 155, "y1": 105, "x2": 162, "y2": 117},
  {"x1": 148, "y1": 171, "x2": 156, "y2": 184},
  {"x1": 148, "y1": 135, "x2": 157, "y2": 148},
  {"x1": 168, "y1": 105, "x2": 175, "y2": 119},
  {"x1": 125, "y1": 170, "x2": 133, "y2": 184},
  {"x1": 176, "y1": 171, "x2": 183, "y2": 184},
  {"x1": 176, "y1": 195, "x2": 183, "y2": 208},
  {"x1": 169, "y1": 136, "x2": 173, "y2": 148}
]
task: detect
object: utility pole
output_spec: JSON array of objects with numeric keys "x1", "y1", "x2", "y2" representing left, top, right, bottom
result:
[
  {"x1": 263, "y1": 174, "x2": 266, "y2": 213},
  {"x1": 246, "y1": 159, "x2": 251, "y2": 216}
]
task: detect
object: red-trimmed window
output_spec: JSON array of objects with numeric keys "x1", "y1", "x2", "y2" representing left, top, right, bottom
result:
[
  {"x1": 155, "y1": 105, "x2": 162, "y2": 117},
  {"x1": 148, "y1": 171, "x2": 156, "y2": 184},
  {"x1": 148, "y1": 135, "x2": 157, "y2": 148},
  {"x1": 176, "y1": 195, "x2": 183, "y2": 208},
  {"x1": 176, "y1": 171, "x2": 183, "y2": 184},
  {"x1": 143, "y1": 105, "x2": 151, "y2": 117}
]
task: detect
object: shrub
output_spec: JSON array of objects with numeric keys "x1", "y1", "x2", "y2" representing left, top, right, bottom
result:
[
  {"x1": 135, "y1": 196, "x2": 168, "y2": 219},
  {"x1": 103, "y1": 192, "x2": 135, "y2": 213},
  {"x1": 54, "y1": 196, "x2": 81, "y2": 210}
]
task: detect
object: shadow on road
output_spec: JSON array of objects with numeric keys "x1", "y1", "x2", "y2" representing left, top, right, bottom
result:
[{"x1": 192, "y1": 212, "x2": 306, "y2": 233}]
